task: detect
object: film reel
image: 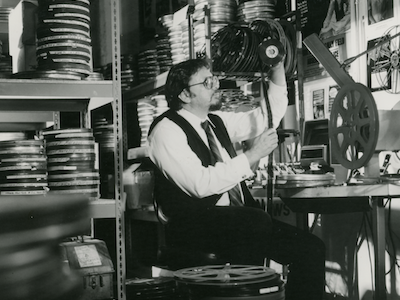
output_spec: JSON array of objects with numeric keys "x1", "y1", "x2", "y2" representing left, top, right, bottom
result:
[
  {"x1": 369, "y1": 25, "x2": 400, "y2": 94},
  {"x1": 258, "y1": 39, "x2": 285, "y2": 67},
  {"x1": 174, "y1": 264, "x2": 284, "y2": 299},
  {"x1": 329, "y1": 82, "x2": 379, "y2": 170},
  {"x1": 174, "y1": 264, "x2": 276, "y2": 286}
]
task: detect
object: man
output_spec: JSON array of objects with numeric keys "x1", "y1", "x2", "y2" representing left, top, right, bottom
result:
[{"x1": 148, "y1": 58, "x2": 325, "y2": 300}]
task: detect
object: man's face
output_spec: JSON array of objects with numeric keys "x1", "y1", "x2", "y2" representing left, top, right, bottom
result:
[{"x1": 186, "y1": 67, "x2": 220, "y2": 111}]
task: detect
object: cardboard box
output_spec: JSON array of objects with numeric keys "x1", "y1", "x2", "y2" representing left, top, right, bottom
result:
[{"x1": 124, "y1": 163, "x2": 154, "y2": 210}]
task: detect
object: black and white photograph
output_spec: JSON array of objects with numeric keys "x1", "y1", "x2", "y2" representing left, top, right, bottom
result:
[
  {"x1": 367, "y1": 36, "x2": 392, "y2": 91},
  {"x1": 2, "y1": 1, "x2": 400, "y2": 300},
  {"x1": 368, "y1": 0, "x2": 394, "y2": 25},
  {"x1": 319, "y1": 0, "x2": 351, "y2": 39}
]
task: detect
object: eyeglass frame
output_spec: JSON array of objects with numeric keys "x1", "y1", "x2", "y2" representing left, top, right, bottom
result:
[{"x1": 187, "y1": 75, "x2": 219, "y2": 90}]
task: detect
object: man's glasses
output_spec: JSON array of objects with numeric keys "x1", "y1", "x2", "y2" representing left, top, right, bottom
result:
[{"x1": 187, "y1": 76, "x2": 219, "y2": 90}]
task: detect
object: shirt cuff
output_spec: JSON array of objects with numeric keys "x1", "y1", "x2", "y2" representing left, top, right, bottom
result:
[{"x1": 232, "y1": 153, "x2": 255, "y2": 181}]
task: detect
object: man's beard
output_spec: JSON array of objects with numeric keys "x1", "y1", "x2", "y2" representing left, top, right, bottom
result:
[
  {"x1": 210, "y1": 102, "x2": 222, "y2": 111},
  {"x1": 209, "y1": 91, "x2": 222, "y2": 111}
]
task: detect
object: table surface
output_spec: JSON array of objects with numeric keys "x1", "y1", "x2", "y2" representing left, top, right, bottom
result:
[{"x1": 276, "y1": 183, "x2": 400, "y2": 199}]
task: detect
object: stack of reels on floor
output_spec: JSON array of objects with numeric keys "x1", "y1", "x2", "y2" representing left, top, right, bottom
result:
[{"x1": 42, "y1": 128, "x2": 100, "y2": 200}]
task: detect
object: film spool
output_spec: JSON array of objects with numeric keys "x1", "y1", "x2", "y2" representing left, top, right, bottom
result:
[
  {"x1": 174, "y1": 265, "x2": 276, "y2": 285},
  {"x1": 174, "y1": 265, "x2": 284, "y2": 299},
  {"x1": 258, "y1": 39, "x2": 285, "y2": 67},
  {"x1": 275, "y1": 173, "x2": 336, "y2": 188},
  {"x1": 329, "y1": 82, "x2": 379, "y2": 170}
]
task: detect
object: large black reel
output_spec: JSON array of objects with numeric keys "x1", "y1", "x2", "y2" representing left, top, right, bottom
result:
[{"x1": 329, "y1": 83, "x2": 379, "y2": 170}]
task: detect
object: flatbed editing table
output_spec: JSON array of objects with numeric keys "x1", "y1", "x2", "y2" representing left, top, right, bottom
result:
[{"x1": 277, "y1": 183, "x2": 400, "y2": 300}]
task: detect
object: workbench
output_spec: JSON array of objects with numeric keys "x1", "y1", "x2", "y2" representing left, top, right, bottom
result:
[{"x1": 277, "y1": 183, "x2": 400, "y2": 300}]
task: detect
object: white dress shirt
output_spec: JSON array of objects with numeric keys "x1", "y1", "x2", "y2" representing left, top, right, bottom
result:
[{"x1": 148, "y1": 81, "x2": 288, "y2": 206}]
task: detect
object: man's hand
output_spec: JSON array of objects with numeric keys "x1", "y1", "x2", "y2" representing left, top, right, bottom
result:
[{"x1": 244, "y1": 128, "x2": 278, "y2": 167}]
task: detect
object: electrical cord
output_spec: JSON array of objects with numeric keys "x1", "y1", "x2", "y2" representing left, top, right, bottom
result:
[{"x1": 362, "y1": 211, "x2": 376, "y2": 294}]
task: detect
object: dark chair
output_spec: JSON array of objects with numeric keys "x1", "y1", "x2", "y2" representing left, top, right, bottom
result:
[{"x1": 153, "y1": 198, "x2": 229, "y2": 271}]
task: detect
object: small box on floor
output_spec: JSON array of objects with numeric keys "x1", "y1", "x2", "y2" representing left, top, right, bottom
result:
[{"x1": 60, "y1": 238, "x2": 115, "y2": 300}]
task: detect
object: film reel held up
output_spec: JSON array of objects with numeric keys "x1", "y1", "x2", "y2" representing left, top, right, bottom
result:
[{"x1": 258, "y1": 39, "x2": 285, "y2": 67}]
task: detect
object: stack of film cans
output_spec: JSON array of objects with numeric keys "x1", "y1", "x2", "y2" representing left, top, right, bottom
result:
[
  {"x1": 93, "y1": 117, "x2": 114, "y2": 198},
  {"x1": 42, "y1": 128, "x2": 100, "y2": 200},
  {"x1": 155, "y1": 32, "x2": 173, "y2": 74},
  {"x1": 193, "y1": 0, "x2": 237, "y2": 23},
  {"x1": 138, "y1": 49, "x2": 160, "y2": 84},
  {"x1": 158, "y1": 14, "x2": 187, "y2": 65},
  {"x1": 237, "y1": 0, "x2": 276, "y2": 22},
  {"x1": 0, "y1": 140, "x2": 48, "y2": 196},
  {"x1": 36, "y1": 0, "x2": 92, "y2": 79}
]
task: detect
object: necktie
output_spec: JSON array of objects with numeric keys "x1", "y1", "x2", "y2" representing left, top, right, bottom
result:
[{"x1": 201, "y1": 120, "x2": 243, "y2": 206}]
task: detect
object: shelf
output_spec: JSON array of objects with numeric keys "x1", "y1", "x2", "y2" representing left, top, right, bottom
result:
[
  {"x1": 123, "y1": 72, "x2": 168, "y2": 102},
  {"x1": 0, "y1": 0, "x2": 20, "y2": 8},
  {"x1": 89, "y1": 199, "x2": 116, "y2": 219},
  {"x1": 0, "y1": 79, "x2": 113, "y2": 111},
  {"x1": 0, "y1": 111, "x2": 53, "y2": 131}
]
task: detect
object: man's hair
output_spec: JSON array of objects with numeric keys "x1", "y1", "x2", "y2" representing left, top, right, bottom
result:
[{"x1": 164, "y1": 58, "x2": 211, "y2": 111}]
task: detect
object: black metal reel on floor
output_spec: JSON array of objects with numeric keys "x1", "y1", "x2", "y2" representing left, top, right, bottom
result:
[{"x1": 174, "y1": 264, "x2": 285, "y2": 300}]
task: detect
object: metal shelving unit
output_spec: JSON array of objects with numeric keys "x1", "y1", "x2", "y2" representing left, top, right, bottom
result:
[
  {"x1": 110, "y1": 1, "x2": 126, "y2": 299},
  {"x1": 0, "y1": 79, "x2": 117, "y2": 220},
  {"x1": 0, "y1": 1, "x2": 126, "y2": 299}
]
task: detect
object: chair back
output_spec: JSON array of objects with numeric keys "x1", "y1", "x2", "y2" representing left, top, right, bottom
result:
[{"x1": 153, "y1": 196, "x2": 169, "y2": 225}]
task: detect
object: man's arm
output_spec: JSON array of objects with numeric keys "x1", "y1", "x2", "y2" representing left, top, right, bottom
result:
[
  {"x1": 268, "y1": 61, "x2": 286, "y2": 87},
  {"x1": 148, "y1": 119, "x2": 254, "y2": 199}
]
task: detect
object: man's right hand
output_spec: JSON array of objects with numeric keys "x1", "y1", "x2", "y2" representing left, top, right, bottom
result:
[{"x1": 244, "y1": 128, "x2": 278, "y2": 167}]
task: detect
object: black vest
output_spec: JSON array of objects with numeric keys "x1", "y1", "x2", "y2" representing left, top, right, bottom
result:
[{"x1": 149, "y1": 110, "x2": 261, "y2": 220}]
